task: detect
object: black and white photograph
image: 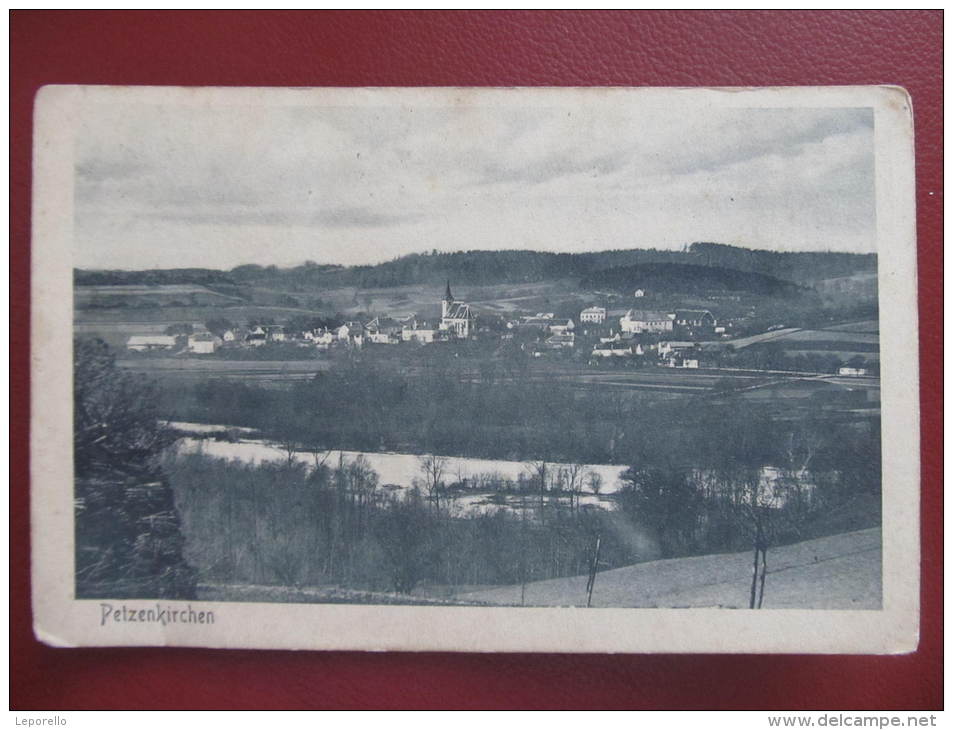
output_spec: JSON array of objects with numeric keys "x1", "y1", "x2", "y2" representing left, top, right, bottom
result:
[{"x1": 31, "y1": 86, "x2": 919, "y2": 653}]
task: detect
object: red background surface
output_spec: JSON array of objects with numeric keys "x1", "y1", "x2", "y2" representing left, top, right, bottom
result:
[{"x1": 10, "y1": 10, "x2": 942, "y2": 710}]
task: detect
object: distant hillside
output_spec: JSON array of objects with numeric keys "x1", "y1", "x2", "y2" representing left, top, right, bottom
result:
[
  {"x1": 74, "y1": 243, "x2": 876, "y2": 292},
  {"x1": 687, "y1": 242, "x2": 877, "y2": 284},
  {"x1": 579, "y1": 262, "x2": 806, "y2": 297},
  {"x1": 75, "y1": 268, "x2": 237, "y2": 287}
]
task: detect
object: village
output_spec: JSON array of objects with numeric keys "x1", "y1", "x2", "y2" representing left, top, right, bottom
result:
[{"x1": 123, "y1": 281, "x2": 875, "y2": 377}]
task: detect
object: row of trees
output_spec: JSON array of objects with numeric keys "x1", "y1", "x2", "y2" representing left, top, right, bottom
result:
[
  {"x1": 167, "y1": 435, "x2": 878, "y2": 606},
  {"x1": 160, "y1": 352, "x2": 878, "y2": 469}
]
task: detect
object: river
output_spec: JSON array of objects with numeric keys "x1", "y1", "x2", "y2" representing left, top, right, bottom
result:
[{"x1": 170, "y1": 422, "x2": 628, "y2": 513}]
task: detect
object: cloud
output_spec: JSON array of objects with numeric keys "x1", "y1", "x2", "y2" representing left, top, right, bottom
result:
[
  {"x1": 658, "y1": 109, "x2": 873, "y2": 177},
  {"x1": 71, "y1": 99, "x2": 876, "y2": 269},
  {"x1": 474, "y1": 148, "x2": 635, "y2": 187},
  {"x1": 139, "y1": 205, "x2": 422, "y2": 229}
]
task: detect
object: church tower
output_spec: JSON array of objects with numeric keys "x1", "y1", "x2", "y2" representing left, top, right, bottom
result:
[{"x1": 442, "y1": 280, "x2": 453, "y2": 318}]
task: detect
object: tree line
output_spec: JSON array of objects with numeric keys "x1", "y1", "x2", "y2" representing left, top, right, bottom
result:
[{"x1": 75, "y1": 242, "x2": 876, "y2": 292}]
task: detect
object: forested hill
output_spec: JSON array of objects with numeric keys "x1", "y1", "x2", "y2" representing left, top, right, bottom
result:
[
  {"x1": 687, "y1": 243, "x2": 876, "y2": 284},
  {"x1": 74, "y1": 243, "x2": 876, "y2": 291},
  {"x1": 578, "y1": 262, "x2": 806, "y2": 297}
]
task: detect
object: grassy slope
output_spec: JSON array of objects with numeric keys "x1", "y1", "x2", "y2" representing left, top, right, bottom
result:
[{"x1": 458, "y1": 528, "x2": 881, "y2": 609}]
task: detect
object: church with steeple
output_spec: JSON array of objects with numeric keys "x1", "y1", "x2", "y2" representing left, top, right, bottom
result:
[{"x1": 439, "y1": 281, "x2": 475, "y2": 339}]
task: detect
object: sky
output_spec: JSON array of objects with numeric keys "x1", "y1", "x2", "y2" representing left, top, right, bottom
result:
[{"x1": 73, "y1": 96, "x2": 875, "y2": 270}]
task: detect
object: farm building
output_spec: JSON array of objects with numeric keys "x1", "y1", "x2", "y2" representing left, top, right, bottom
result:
[
  {"x1": 674, "y1": 309, "x2": 716, "y2": 329},
  {"x1": 591, "y1": 341, "x2": 642, "y2": 359},
  {"x1": 619, "y1": 310, "x2": 675, "y2": 334},
  {"x1": 674, "y1": 309, "x2": 716, "y2": 336},
  {"x1": 126, "y1": 335, "x2": 177, "y2": 352},
  {"x1": 187, "y1": 332, "x2": 222, "y2": 354}
]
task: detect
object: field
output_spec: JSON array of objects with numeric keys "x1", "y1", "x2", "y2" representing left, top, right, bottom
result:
[
  {"x1": 458, "y1": 527, "x2": 881, "y2": 609},
  {"x1": 76, "y1": 283, "x2": 245, "y2": 309},
  {"x1": 118, "y1": 358, "x2": 332, "y2": 384},
  {"x1": 728, "y1": 323, "x2": 881, "y2": 363},
  {"x1": 197, "y1": 527, "x2": 885, "y2": 608},
  {"x1": 75, "y1": 302, "x2": 328, "y2": 350},
  {"x1": 824, "y1": 319, "x2": 879, "y2": 333}
]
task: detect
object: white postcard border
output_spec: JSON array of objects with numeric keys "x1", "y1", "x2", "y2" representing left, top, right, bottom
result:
[{"x1": 30, "y1": 85, "x2": 919, "y2": 653}]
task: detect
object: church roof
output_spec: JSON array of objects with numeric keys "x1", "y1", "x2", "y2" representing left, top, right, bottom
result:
[{"x1": 444, "y1": 302, "x2": 473, "y2": 320}]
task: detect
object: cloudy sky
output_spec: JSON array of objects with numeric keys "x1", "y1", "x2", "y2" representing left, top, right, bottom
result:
[{"x1": 73, "y1": 96, "x2": 875, "y2": 270}]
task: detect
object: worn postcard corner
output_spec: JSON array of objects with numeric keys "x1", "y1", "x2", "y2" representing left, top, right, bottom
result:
[{"x1": 30, "y1": 85, "x2": 918, "y2": 654}]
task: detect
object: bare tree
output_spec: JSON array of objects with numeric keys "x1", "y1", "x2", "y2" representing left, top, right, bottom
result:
[
  {"x1": 588, "y1": 471, "x2": 604, "y2": 496},
  {"x1": 418, "y1": 453, "x2": 448, "y2": 512},
  {"x1": 309, "y1": 444, "x2": 332, "y2": 472},
  {"x1": 731, "y1": 468, "x2": 782, "y2": 609},
  {"x1": 563, "y1": 463, "x2": 586, "y2": 513},
  {"x1": 525, "y1": 460, "x2": 549, "y2": 520},
  {"x1": 279, "y1": 437, "x2": 298, "y2": 467}
]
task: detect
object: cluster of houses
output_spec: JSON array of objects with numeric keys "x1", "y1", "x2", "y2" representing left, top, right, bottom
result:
[
  {"x1": 501, "y1": 305, "x2": 727, "y2": 368},
  {"x1": 127, "y1": 283, "x2": 726, "y2": 371},
  {"x1": 577, "y1": 306, "x2": 728, "y2": 368},
  {"x1": 126, "y1": 282, "x2": 477, "y2": 355},
  {"x1": 122, "y1": 281, "x2": 874, "y2": 377}
]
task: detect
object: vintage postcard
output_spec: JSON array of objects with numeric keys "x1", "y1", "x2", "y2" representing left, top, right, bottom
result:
[{"x1": 31, "y1": 85, "x2": 919, "y2": 653}]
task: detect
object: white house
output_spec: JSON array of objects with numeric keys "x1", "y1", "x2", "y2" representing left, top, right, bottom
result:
[
  {"x1": 187, "y1": 332, "x2": 222, "y2": 354},
  {"x1": 245, "y1": 326, "x2": 267, "y2": 347},
  {"x1": 591, "y1": 342, "x2": 634, "y2": 358},
  {"x1": 263, "y1": 325, "x2": 286, "y2": 342},
  {"x1": 127, "y1": 335, "x2": 177, "y2": 352},
  {"x1": 665, "y1": 358, "x2": 699, "y2": 369},
  {"x1": 337, "y1": 322, "x2": 365, "y2": 347},
  {"x1": 549, "y1": 318, "x2": 575, "y2": 336},
  {"x1": 402, "y1": 322, "x2": 440, "y2": 344},
  {"x1": 305, "y1": 329, "x2": 335, "y2": 349},
  {"x1": 620, "y1": 310, "x2": 674, "y2": 334},
  {"x1": 579, "y1": 306, "x2": 606, "y2": 324},
  {"x1": 633, "y1": 289, "x2": 645, "y2": 298},
  {"x1": 367, "y1": 331, "x2": 399, "y2": 345}
]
